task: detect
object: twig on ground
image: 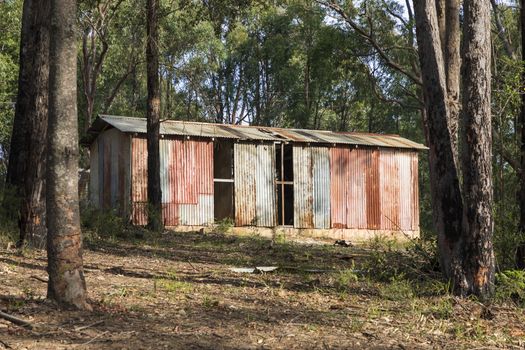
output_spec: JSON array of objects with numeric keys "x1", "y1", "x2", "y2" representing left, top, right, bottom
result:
[
  {"x1": 0, "y1": 339, "x2": 12, "y2": 349},
  {"x1": 74, "y1": 320, "x2": 104, "y2": 332},
  {"x1": 30, "y1": 275, "x2": 48, "y2": 283},
  {"x1": 0, "y1": 311, "x2": 32, "y2": 329},
  {"x1": 187, "y1": 260, "x2": 199, "y2": 272},
  {"x1": 79, "y1": 330, "x2": 109, "y2": 346}
]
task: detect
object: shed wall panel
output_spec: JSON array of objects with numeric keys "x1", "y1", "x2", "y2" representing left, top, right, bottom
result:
[
  {"x1": 293, "y1": 145, "x2": 314, "y2": 228},
  {"x1": 347, "y1": 148, "x2": 368, "y2": 229},
  {"x1": 330, "y1": 147, "x2": 416, "y2": 231},
  {"x1": 411, "y1": 152, "x2": 419, "y2": 230},
  {"x1": 379, "y1": 149, "x2": 400, "y2": 230},
  {"x1": 398, "y1": 152, "x2": 412, "y2": 231},
  {"x1": 330, "y1": 147, "x2": 348, "y2": 228},
  {"x1": 366, "y1": 149, "x2": 381, "y2": 229},
  {"x1": 131, "y1": 137, "x2": 148, "y2": 225},
  {"x1": 312, "y1": 147, "x2": 331, "y2": 229},
  {"x1": 234, "y1": 143, "x2": 257, "y2": 226},
  {"x1": 255, "y1": 144, "x2": 276, "y2": 227},
  {"x1": 89, "y1": 139, "x2": 100, "y2": 207},
  {"x1": 131, "y1": 137, "x2": 213, "y2": 226}
]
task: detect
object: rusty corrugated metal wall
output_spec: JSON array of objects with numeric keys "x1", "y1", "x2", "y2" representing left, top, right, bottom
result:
[
  {"x1": 131, "y1": 136, "x2": 214, "y2": 226},
  {"x1": 234, "y1": 143, "x2": 276, "y2": 226},
  {"x1": 293, "y1": 145, "x2": 330, "y2": 229},
  {"x1": 89, "y1": 128, "x2": 130, "y2": 215},
  {"x1": 91, "y1": 129, "x2": 420, "y2": 231},
  {"x1": 329, "y1": 147, "x2": 419, "y2": 231}
]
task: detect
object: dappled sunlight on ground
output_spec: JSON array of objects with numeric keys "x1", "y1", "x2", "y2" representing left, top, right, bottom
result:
[{"x1": 1, "y1": 231, "x2": 525, "y2": 349}]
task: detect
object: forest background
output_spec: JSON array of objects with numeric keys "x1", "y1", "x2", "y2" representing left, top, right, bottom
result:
[{"x1": 0, "y1": 0, "x2": 522, "y2": 269}]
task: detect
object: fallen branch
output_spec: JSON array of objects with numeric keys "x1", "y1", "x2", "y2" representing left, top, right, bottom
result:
[
  {"x1": 0, "y1": 339, "x2": 12, "y2": 349},
  {"x1": 80, "y1": 330, "x2": 109, "y2": 346},
  {"x1": 74, "y1": 320, "x2": 104, "y2": 332},
  {"x1": 0, "y1": 311, "x2": 32, "y2": 329},
  {"x1": 30, "y1": 275, "x2": 48, "y2": 283}
]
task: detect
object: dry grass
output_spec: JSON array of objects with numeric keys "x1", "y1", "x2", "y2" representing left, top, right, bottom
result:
[{"x1": 1, "y1": 231, "x2": 525, "y2": 349}]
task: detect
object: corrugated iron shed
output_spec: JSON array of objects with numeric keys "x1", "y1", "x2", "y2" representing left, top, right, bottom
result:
[{"x1": 85, "y1": 115, "x2": 428, "y2": 150}]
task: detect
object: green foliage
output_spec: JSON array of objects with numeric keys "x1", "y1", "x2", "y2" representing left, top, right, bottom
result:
[
  {"x1": 378, "y1": 273, "x2": 414, "y2": 301},
  {"x1": 334, "y1": 267, "x2": 359, "y2": 291},
  {"x1": 0, "y1": 185, "x2": 20, "y2": 246},
  {"x1": 0, "y1": 0, "x2": 22, "y2": 179},
  {"x1": 215, "y1": 217, "x2": 234, "y2": 234},
  {"x1": 81, "y1": 206, "x2": 125, "y2": 240},
  {"x1": 495, "y1": 270, "x2": 525, "y2": 305}
]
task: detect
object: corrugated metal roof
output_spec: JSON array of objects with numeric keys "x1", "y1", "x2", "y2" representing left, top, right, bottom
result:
[{"x1": 86, "y1": 114, "x2": 428, "y2": 150}]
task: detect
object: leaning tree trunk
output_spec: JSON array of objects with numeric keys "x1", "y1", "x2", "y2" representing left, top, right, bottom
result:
[
  {"x1": 414, "y1": 0, "x2": 463, "y2": 279},
  {"x1": 444, "y1": 0, "x2": 461, "y2": 167},
  {"x1": 516, "y1": 0, "x2": 525, "y2": 269},
  {"x1": 457, "y1": 0, "x2": 495, "y2": 298},
  {"x1": 146, "y1": 0, "x2": 163, "y2": 231},
  {"x1": 47, "y1": 0, "x2": 90, "y2": 310},
  {"x1": 6, "y1": 0, "x2": 49, "y2": 248}
]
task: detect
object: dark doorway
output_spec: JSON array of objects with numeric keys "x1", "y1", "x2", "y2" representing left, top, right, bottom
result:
[
  {"x1": 214, "y1": 140, "x2": 234, "y2": 221},
  {"x1": 276, "y1": 143, "x2": 294, "y2": 226}
]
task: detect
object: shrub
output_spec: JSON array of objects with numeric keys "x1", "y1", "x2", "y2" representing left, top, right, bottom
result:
[
  {"x1": 81, "y1": 205, "x2": 125, "y2": 240},
  {"x1": 495, "y1": 270, "x2": 525, "y2": 305}
]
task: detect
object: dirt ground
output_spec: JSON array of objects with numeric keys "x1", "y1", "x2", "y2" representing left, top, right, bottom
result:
[{"x1": 1, "y1": 231, "x2": 525, "y2": 349}]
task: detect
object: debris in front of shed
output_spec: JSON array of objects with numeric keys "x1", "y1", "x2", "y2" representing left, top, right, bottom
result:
[
  {"x1": 334, "y1": 240, "x2": 353, "y2": 247},
  {"x1": 229, "y1": 266, "x2": 279, "y2": 274}
]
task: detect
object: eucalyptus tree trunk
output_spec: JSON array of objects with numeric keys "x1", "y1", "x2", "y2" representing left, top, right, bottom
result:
[
  {"x1": 516, "y1": 0, "x2": 525, "y2": 269},
  {"x1": 47, "y1": 0, "x2": 90, "y2": 309},
  {"x1": 6, "y1": 0, "x2": 49, "y2": 248},
  {"x1": 414, "y1": 0, "x2": 463, "y2": 280},
  {"x1": 146, "y1": 0, "x2": 163, "y2": 231},
  {"x1": 457, "y1": 0, "x2": 494, "y2": 297},
  {"x1": 443, "y1": 0, "x2": 461, "y2": 166}
]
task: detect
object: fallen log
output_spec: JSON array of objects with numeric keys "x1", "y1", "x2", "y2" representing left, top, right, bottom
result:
[{"x1": 0, "y1": 311, "x2": 32, "y2": 329}]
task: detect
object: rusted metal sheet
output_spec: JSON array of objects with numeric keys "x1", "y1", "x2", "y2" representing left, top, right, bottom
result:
[
  {"x1": 331, "y1": 146, "x2": 405, "y2": 231},
  {"x1": 90, "y1": 115, "x2": 428, "y2": 150},
  {"x1": 234, "y1": 143, "x2": 257, "y2": 226},
  {"x1": 312, "y1": 147, "x2": 331, "y2": 229},
  {"x1": 294, "y1": 146, "x2": 330, "y2": 229},
  {"x1": 89, "y1": 137, "x2": 100, "y2": 207},
  {"x1": 346, "y1": 148, "x2": 367, "y2": 229},
  {"x1": 293, "y1": 145, "x2": 314, "y2": 228},
  {"x1": 330, "y1": 147, "x2": 347, "y2": 229},
  {"x1": 398, "y1": 151, "x2": 412, "y2": 231},
  {"x1": 89, "y1": 128, "x2": 130, "y2": 215},
  {"x1": 411, "y1": 152, "x2": 419, "y2": 230},
  {"x1": 366, "y1": 149, "x2": 381, "y2": 229},
  {"x1": 379, "y1": 149, "x2": 400, "y2": 230},
  {"x1": 131, "y1": 137, "x2": 213, "y2": 226},
  {"x1": 179, "y1": 194, "x2": 214, "y2": 225},
  {"x1": 131, "y1": 137, "x2": 148, "y2": 225},
  {"x1": 255, "y1": 144, "x2": 276, "y2": 227}
]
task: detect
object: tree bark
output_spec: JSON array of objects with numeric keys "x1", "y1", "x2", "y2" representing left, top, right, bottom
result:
[
  {"x1": 516, "y1": 0, "x2": 525, "y2": 269},
  {"x1": 444, "y1": 0, "x2": 461, "y2": 166},
  {"x1": 47, "y1": 0, "x2": 90, "y2": 310},
  {"x1": 414, "y1": 0, "x2": 463, "y2": 279},
  {"x1": 457, "y1": 0, "x2": 494, "y2": 298},
  {"x1": 146, "y1": 0, "x2": 163, "y2": 231},
  {"x1": 5, "y1": 0, "x2": 50, "y2": 248}
]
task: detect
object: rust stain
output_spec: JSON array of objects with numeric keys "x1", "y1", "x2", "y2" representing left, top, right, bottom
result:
[
  {"x1": 475, "y1": 267, "x2": 489, "y2": 287},
  {"x1": 366, "y1": 149, "x2": 380, "y2": 229}
]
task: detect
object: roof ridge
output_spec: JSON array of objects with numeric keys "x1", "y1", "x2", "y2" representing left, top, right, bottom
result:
[{"x1": 93, "y1": 114, "x2": 428, "y2": 150}]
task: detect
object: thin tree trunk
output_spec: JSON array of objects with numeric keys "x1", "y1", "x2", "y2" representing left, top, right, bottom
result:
[
  {"x1": 6, "y1": 0, "x2": 50, "y2": 248},
  {"x1": 47, "y1": 0, "x2": 90, "y2": 310},
  {"x1": 414, "y1": 0, "x2": 463, "y2": 279},
  {"x1": 146, "y1": 0, "x2": 163, "y2": 231},
  {"x1": 444, "y1": 0, "x2": 461, "y2": 166},
  {"x1": 516, "y1": 0, "x2": 525, "y2": 269},
  {"x1": 457, "y1": 0, "x2": 494, "y2": 298}
]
